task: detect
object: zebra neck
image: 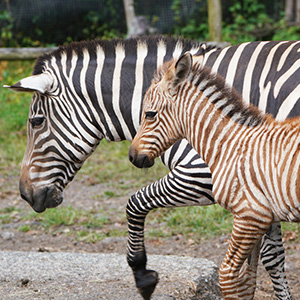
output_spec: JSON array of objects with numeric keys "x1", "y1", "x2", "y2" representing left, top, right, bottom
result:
[
  {"x1": 87, "y1": 42, "x2": 162, "y2": 142},
  {"x1": 83, "y1": 38, "x2": 208, "y2": 142},
  {"x1": 83, "y1": 47, "x2": 142, "y2": 142},
  {"x1": 179, "y1": 80, "x2": 271, "y2": 171}
]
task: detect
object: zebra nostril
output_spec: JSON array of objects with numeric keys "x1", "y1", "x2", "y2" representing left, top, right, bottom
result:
[
  {"x1": 129, "y1": 153, "x2": 134, "y2": 163},
  {"x1": 20, "y1": 193, "x2": 33, "y2": 206},
  {"x1": 20, "y1": 193, "x2": 27, "y2": 201}
]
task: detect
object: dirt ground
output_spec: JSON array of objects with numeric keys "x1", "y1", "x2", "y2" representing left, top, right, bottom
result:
[{"x1": 0, "y1": 174, "x2": 299, "y2": 300}]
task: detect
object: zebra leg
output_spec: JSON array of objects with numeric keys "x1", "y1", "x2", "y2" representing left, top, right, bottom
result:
[
  {"x1": 127, "y1": 160, "x2": 214, "y2": 300},
  {"x1": 127, "y1": 193, "x2": 158, "y2": 300},
  {"x1": 260, "y1": 223, "x2": 292, "y2": 300},
  {"x1": 219, "y1": 217, "x2": 272, "y2": 300}
]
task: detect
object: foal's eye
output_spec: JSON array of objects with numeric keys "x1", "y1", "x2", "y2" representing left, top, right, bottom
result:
[
  {"x1": 29, "y1": 117, "x2": 45, "y2": 128},
  {"x1": 145, "y1": 111, "x2": 157, "y2": 119}
]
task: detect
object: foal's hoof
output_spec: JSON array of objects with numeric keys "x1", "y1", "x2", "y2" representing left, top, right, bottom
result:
[{"x1": 136, "y1": 269, "x2": 159, "y2": 300}]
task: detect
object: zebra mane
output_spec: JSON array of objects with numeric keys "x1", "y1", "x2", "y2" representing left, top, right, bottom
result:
[
  {"x1": 32, "y1": 36, "x2": 213, "y2": 75},
  {"x1": 154, "y1": 58, "x2": 271, "y2": 127},
  {"x1": 193, "y1": 64, "x2": 272, "y2": 126}
]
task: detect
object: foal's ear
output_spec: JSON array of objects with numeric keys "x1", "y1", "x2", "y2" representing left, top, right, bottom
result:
[
  {"x1": 161, "y1": 52, "x2": 192, "y2": 94},
  {"x1": 173, "y1": 52, "x2": 193, "y2": 87}
]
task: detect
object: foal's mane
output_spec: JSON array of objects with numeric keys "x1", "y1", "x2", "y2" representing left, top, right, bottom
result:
[{"x1": 154, "y1": 57, "x2": 272, "y2": 127}]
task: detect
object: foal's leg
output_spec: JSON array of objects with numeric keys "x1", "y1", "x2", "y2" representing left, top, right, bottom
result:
[{"x1": 219, "y1": 217, "x2": 272, "y2": 300}]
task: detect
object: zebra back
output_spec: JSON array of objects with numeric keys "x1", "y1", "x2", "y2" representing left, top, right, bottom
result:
[
  {"x1": 31, "y1": 36, "x2": 209, "y2": 141},
  {"x1": 203, "y1": 40, "x2": 300, "y2": 120}
]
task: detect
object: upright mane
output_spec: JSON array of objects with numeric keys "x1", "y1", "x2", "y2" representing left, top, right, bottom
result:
[
  {"x1": 154, "y1": 57, "x2": 272, "y2": 127},
  {"x1": 32, "y1": 36, "x2": 213, "y2": 75}
]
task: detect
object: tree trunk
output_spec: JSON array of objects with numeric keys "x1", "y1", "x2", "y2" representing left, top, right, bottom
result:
[
  {"x1": 285, "y1": 0, "x2": 294, "y2": 23},
  {"x1": 207, "y1": 0, "x2": 222, "y2": 42},
  {"x1": 123, "y1": 0, "x2": 136, "y2": 33},
  {"x1": 296, "y1": 0, "x2": 300, "y2": 23}
]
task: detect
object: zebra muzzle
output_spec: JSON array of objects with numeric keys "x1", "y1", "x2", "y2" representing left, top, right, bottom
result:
[
  {"x1": 128, "y1": 148, "x2": 155, "y2": 169},
  {"x1": 20, "y1": 182, "x2": 63, "y2": 213}
]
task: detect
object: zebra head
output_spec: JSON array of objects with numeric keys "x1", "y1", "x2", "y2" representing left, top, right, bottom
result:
[
  {"x1": 129, "y1": 52, "x2": 193, "y2": 169},
  {"x1": 5, "y1": 69, "x2": 102, "y2": 213}
]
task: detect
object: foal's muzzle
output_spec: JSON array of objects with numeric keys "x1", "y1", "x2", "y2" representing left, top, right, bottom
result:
[{"x1": 128, "y1": 147, "x2": 154, "y2": 168}]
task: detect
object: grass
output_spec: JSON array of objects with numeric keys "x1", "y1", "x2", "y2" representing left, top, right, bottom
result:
[
  {"x1": 145, "y1": 206, "x2": 234, "y2": 242},
  {"x1": 0, "y1": 205, "x2": 127, "y2": 243},
  {"x1": 0, "y1": 60, "x2": 33, "y2": 173},
  {"x1": 1, "y1": 60, "x2": 300, "y2": 244}
]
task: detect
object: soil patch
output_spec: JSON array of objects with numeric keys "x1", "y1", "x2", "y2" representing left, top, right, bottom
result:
[{"x1": 0, "y1": 175, "x2": 299, "y2": 299}]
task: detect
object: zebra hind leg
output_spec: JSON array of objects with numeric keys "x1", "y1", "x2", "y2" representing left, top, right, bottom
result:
[
  {"x1": 260, "y1": 223, "x2": 292, "y2": 300},
  {"x1": 126, "y1": 192, "x2": 159, "y2": 300}
]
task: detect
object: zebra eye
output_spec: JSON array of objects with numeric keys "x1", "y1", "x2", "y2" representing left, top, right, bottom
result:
[
  {"x1": 145, "y1": 111, "x2": 157, "y2": 119},
  {"x1": 29, "y1": 117, "x2": 45, "y2": 128}
]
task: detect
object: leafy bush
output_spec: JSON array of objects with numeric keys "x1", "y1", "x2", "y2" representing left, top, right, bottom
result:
[
  {"x1": 272, "y1": 18, "x2": 300, "y2": 41},
  {"x1": 222, "y1": 0, "x2": 274, "y2": 44},
  {"x1": 0, "y1": 10, "x2": 15, "y2": 47}
]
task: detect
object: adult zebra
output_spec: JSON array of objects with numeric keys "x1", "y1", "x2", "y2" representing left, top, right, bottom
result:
[
  {"x1": 5, "y1": 37, "x2": 299, "y2": 299},
  {"x1": 128, "y1": 52, "x2": 300, "y2": 299}
]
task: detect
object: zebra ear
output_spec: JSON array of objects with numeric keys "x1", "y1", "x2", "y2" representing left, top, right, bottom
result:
[
  {"x1": 160, "y1": 52, "x2": 192, "y2": 96},
  {"x1": 172, "y1": 52, "x2": 193, "y2": 88},
  {"x1": 3, "y1": 73, "x2": 55, "y2": 94}
]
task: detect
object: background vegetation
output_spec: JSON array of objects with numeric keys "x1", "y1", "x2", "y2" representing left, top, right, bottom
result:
[
  {"x1": 0, "y1": 0, "x2": 300, "y2": 47},
  {"x1": 0, "y1": 0, "x2": 300, "y2": 243}
]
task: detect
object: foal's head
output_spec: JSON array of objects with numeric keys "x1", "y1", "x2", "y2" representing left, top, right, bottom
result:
[{"x1": 129, "y1": 52, "x2": 194, "y2": 168}]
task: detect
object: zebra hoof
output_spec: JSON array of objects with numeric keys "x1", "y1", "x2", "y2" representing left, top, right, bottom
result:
[{"x1": 135, "y1": 269, "x2": 159, "y2": 300}]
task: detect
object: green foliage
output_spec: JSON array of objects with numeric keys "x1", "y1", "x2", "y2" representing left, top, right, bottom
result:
[
  {"x1": 26, "y1": 206, "x2": 111, "y2": 229},
  {"x1": 170, "y1": 0, "x2": 300, "y2": 44},
  {"x1": 0, "y1": 10, "x2": 44, "y2": 47},
  {"x1": 32, "y1": 206, "x2": 80, "y2": 228},
  {"x1": 223, "y1": 0, "x2": 273, "y2": 44},
  {"x1": 272, "y1": 18, "x2": 300, "y2": 41},
  {"x1": 172, "y1": 0, "x2": 209, "y2": 40},
  {"x1": 0, "y1": 10, "x2": 16, "y2": 47},
  {"x1": 81, "y1": 11, "x2": 123, "y2": 41}
]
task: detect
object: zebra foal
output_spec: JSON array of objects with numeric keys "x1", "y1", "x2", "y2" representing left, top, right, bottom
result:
[{"x1": 129, "y1": 52, "x2": 300, "y2": 299}]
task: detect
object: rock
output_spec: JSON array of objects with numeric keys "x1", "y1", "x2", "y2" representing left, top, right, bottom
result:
[
  {"x1": 0, "y1": 251, "x2": 222, "y2": 299},
  {"x1": 148, "y1": 255, "x2": 223, "y2": 300},
  {"x1": 0, "y1": 231, "x2": 14, "y2": 240}
]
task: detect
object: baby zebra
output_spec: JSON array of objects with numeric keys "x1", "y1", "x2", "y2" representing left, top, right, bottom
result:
[{"x1": 129, "y1": 52, "x2": 300, "y2": 299}]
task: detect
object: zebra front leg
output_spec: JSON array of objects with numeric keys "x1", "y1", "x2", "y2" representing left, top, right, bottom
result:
[
  {"x1": 127, "y1": 152, "x2": 214, "y2": 299},
  {"x1": 127, "y1": 192, "x2": 159, "y2": 300},
  {"x1": 219, "y1": 217, "x2": 272, "y2": 300},
  {"x1": 260, "y1": 223, "x2": 292, "y2": 300}
]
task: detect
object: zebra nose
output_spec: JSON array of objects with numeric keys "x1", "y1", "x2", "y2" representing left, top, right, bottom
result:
[
  {"x1": 19, "y1": 180, "x2": 33, "y2": 206},
  {"x1": 129, "y1": 152, "x2": 134, "y2": 163},
  {"x1": 129, "y1": 151, "x2": 154, "y2": 169},
  {"x1": 20, "y1": 192, "x2": 32, "y2": 206}
]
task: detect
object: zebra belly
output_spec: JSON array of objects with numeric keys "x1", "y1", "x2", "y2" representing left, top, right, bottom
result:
[{"x1": 272, "y1": 197, "x2": 300, "y2": 222}]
